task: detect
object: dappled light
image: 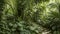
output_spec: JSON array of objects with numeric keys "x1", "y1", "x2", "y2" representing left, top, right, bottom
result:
[{"x1": 0, "y1": 0, "x2": 60, "y2": 34}]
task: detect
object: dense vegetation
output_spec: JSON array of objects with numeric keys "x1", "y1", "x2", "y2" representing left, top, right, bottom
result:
[{"x1": 0, "y1": 0, "x2": 60, "y2": 34}]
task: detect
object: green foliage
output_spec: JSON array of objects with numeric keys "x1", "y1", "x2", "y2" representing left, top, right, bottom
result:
[{"x1": 0, "y1": 0, "x2": 60, "y2": 34}]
